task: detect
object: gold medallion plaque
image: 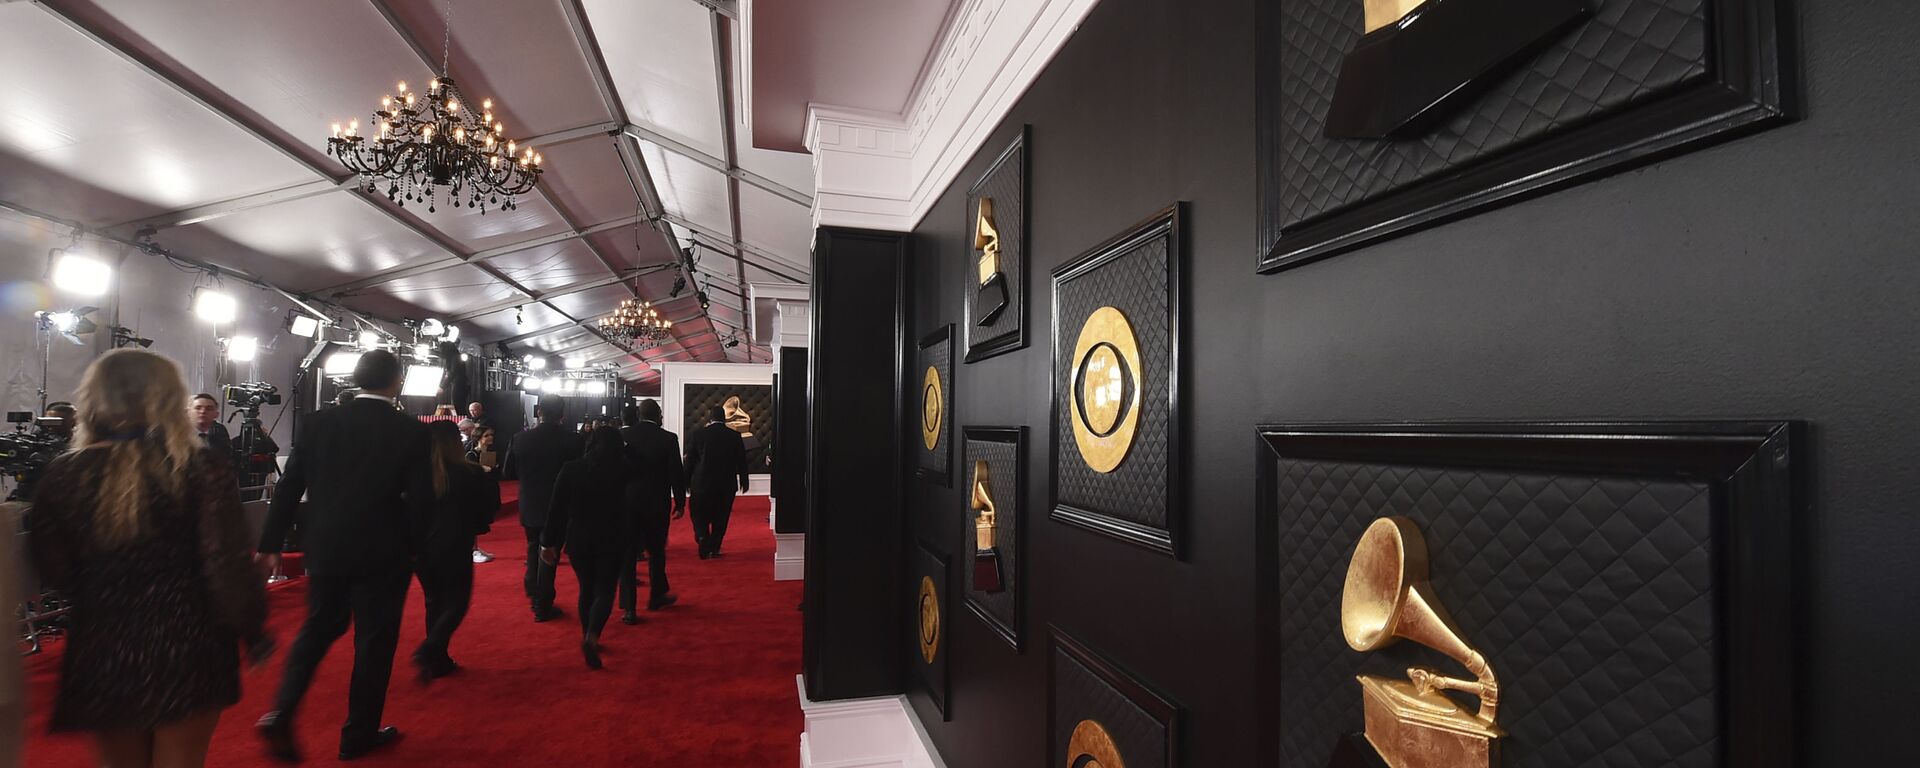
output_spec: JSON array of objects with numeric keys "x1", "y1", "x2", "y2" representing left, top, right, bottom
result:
[
  {"x1": 917, "y1": 575, "x2": 941, "y2": 664},
  {"x1": 1068, "y1": 306, "x2": 1142, "y2": 473},
  {"x1": 1066, "y1": 719, "x2": 1124, "y2": 768},
  {"x1": 921, "y1": 365, "x2": 944, "y2": 451},
  {"x1": 1342, "y1": 517, "x2": 1502, "y2": 768}
]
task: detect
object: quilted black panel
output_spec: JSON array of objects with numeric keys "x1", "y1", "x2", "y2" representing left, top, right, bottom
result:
[
  {"x1": 1277, "y1": 0, "x2": 1708, "y2": 227},
  {"x1": 682, "y1": 383, "x2": 772, "y2": 475},
  {"x1": 965, "y1": 131, "x2": 1027, "y2": 361},
  {"x1": 916, "y1": 331, "x2": 954, "y2": 483},
  {"x1": 1051, "y1": 635, "x2": 1172, "y2": 768},
  {"x1": 1272, "y1": 459, "x2": 1716, "y2": 767},
  {"x1": 914, "y1": 544, "x2": 951, "y2": 717},
  {"x1": 1053, "y1": 229, "x2": 1172, "y2": 534},
  {"x1": 963, "y1": 436, "x2": 1020, "y2": 648}
]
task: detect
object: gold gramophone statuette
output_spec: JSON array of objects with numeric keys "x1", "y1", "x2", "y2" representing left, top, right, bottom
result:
[
  {"x1": 970, "y1": 459, "x2": 1004, "y2": 592},
  {"x1": 974, "y1": 197, "x2": 1009, "y2": 326},
  {"x1": 1341, "y1": 517, "x2": 1502, "y2": 768}
]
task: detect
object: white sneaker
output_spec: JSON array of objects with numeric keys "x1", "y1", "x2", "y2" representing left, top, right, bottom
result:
[{"x1": 472, "y1": 548, "x2": 494, "y2": 564}]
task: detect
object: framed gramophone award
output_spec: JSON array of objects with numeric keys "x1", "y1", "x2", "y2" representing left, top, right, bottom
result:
[
  {"x1": 913, "y1": 543, "x2": 951, "y2": 719},
  {"x1": 1050, "y1": 626, "x2": 1180, "y2": 768},
  {"x1": 1050, "y1": 204, "x2": 1185, "y2": 557},
  {"x1": 1254, "y1": 422, "x2": 1802, "y2": 768},
  {"x1": 962, "y1": 426, "x2": 1026, "y2": 651},
  {"x1": 914, "y1": 325, "x2": 954, "y2": 487},
  {"x1": 964, "y1": 126, "x2": 1029, "y2": 363}
]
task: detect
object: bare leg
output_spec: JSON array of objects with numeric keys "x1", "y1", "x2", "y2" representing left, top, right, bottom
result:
[
  {"x1": 149, "y1": 711, "x2": 220, "y2": 768},
  {"x1": 93, "y1": 729, "x2": 153, "y2": 768}
]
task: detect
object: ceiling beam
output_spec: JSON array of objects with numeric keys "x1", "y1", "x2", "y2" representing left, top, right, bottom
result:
[
  {"x1": 113, "y1": 177, "x2": 354, "y2": 232},
  {"x1": 666, "y1": 213, "x2": 809, "y2": 282},
  {"x1": 522, "y1": 120, "x2": 622, "y2": 149},
  {"x1": 322, "y1": 213, "x2": 648, "y2": 296},
  {"x1": 713, "y1": 10, "x2": 753, "y2": 363},
  {"x1": 447, "y1": 263, "x2": 676, "y2": 323},
  {"x1": 620, "y1": 123, "x2": 811, "y2": 207}
]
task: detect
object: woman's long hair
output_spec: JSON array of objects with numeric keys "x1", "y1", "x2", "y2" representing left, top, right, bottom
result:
[
  {"x1": 583, "y1": 426, "x2": 625, "y2": 465},
  {"x1": 72, "y1": 349, "x2": 201, "y2": 545},
  {"x1": 427, "y1": 420, "x2": 474, "y2": 499}
]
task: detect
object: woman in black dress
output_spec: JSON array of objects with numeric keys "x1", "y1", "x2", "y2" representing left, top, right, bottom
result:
[
  {"x1": 541, "y1": 427, "x2": 634, "y2": 669},
  {"x1": 413, "y1": 421, "x2": 500, "y2": 682},
  {"x1": 29, "y1": 349, "x2": 271, "y2": 767}
]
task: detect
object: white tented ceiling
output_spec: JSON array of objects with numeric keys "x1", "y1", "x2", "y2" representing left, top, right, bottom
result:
[{"x1": 0, "y1": 0, "x2": 817, "y2": 386}]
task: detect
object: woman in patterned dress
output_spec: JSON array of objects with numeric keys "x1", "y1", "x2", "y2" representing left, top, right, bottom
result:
[{"x1": 29, "y1": 349, "x2": 272, "y2": 767}]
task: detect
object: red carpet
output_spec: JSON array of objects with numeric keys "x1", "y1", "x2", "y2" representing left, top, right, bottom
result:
[{"x1": 24, "y1": 494, "x2": 801, "y2": 767}]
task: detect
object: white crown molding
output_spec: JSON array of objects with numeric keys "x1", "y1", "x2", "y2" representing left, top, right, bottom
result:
[{"x1": 806, "y1": 0, "x2": 1102, "y2": 232}]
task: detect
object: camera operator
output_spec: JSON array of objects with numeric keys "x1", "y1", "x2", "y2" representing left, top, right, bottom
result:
[
  {"x1": 40, "y1": 402, "x2": 75, "y2": 445},
  {"x1": 190, "y1": 393, "x2": 234, "y2": 458}
]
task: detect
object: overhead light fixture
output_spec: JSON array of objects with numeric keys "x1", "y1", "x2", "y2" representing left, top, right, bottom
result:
[
  {"x1": 584, "y1": 380, "x2": 608, "y2": 396},
  {"x1": 289, "y1": 314, "x2": 322, "y2": 338},
  {"x1": 359, "y1": 330, "x2": 382, "y2": 348},
  {"x1": 322, "y1": 351, "x2": 363, "y2": 376},
  {"x1": 47, "y1": 311, "x2": 80, "y2": 333},
  {"x1": 460, "y1": 353, "x2": 470, "y2": 362},
  {"x1": 401, "y1": 365, "x2": 444, "y2": 397},
  {"x1": 50, "y1": 250, "x2": 112, "y2": 297},
  {"x1": 561, "y1": 379, "x2": 578, "y2": 393},
  {"x1": 522, "y1": 376, "x2": 542, "y2": 391},
  {"x1": 515, "y1": 305, "x2": 525, "y2": 326},
  {"x1": 413, "y1": 343, "x2": 431, "y2": 360},
  {"x1": 443, "y1": 325, "x2": 460, "y2": 343},
  {"x1": 225, "y1": 336, "x2": 259, "y2": 363},
  {"x1": 598, "y1": 297, "x2": 671, "y2": 347},
  {"x1": 193, "y1": 289, "x2": 238, "y2": 324},
  {"x1": 419, "y1": 318, "x2": 446, "y2": 337},
  {"x1": 325, "y1": 0, "x2": 540, "y2": 216},
  {"x1": 526, "y1": 356, "x2": 547, "y2": 370}
]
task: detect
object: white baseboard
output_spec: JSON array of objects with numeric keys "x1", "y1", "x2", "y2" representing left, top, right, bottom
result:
[
  {"x1": 774, "y1": 532, "x2": 806, "y2": 581},
  {"x1": 797, "y1": 676, "x2": 944, "y2": 768}
]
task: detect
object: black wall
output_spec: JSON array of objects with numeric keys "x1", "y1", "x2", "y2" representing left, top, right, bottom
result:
[{"x1": 900, "y1": 0, "x2": 1917, "y2": 764}]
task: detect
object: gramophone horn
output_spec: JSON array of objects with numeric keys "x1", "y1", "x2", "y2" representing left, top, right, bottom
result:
[{"x1": 1340, "y1": 516, "x2": 1500, "y2": 724}]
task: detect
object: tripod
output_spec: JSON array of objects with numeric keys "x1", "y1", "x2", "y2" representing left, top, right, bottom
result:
[{"x1": 228, "y1": 408, "x2": 278, "y2": 491}]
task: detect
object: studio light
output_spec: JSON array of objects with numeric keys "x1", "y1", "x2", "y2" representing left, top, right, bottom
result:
[
  {"x1": 50, "y1": 251, "x2": 112, "y2": 297},
  {"x1": 226, "y1": 336, "x2": 259, "y2": 363},
  {"x1": 48, "y1": 311, "x2": 79, "y2": 333},
  {"x1": 419, "y1": 318, "x2": 446, "y2": 337},
  {"x1": 460, "y1": 353, "x2": 470, "y2": 362},
  {"x1": 289, "y1": 315, "x2": 322, "y2": 338},
  {"x1": 110, "y1": 326, "x2": 153, "y2": 349},
  {"x1": 584, "y1": 380, "x2": 608, "y2": 396},
  {"x1": 413, "y1": 343, "x2": 431, "y2": 360},
  {"x1": 193, "y1": 289, "x2": 238, "y2": 324},
  {"x1": 322, "y1": 351, "x2": 363, "y2": 375},
  {"x1": 526, "y1": 356, "x2": 547, "y2": 371},
  {"x1": 561, "y1": 379, "x2": 578, "y2": 393},
  {"x1": 401, "y1": 365, "x2": 444, "y2": 397},
  {"x1": 359, "y1": 330, "x2": 382, "y2": 349},
  {"x1": 443, "y1": 325, "x2": 461, "y2": 343}
]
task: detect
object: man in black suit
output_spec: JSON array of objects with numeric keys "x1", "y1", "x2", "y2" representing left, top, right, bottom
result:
[
  {"x1": 502, "y1": 393, "x2": 582, "y2": 621},
  {"x1": 683, "y1": 405, "x2": 749, "y2": 559},
  {"x1": 255, "y1": 350, "x2": 431, "y2": 762},
  {"x1": 618, "y1": 400, "x2": 686, "y2": 622},
  {"x1": 190, "y1": 393, "x2": 234, "y2": 458}
]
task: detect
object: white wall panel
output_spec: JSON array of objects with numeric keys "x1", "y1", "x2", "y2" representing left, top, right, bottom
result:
[{"x1": 584, "y1": 0, "x2": 726, "y2": 157}]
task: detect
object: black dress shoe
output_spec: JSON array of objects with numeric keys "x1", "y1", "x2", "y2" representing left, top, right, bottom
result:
[
  {"x1": 255, "y1": 711, "x2": 300, "y2": 764},
  {"x1": 338, "y1": 726, "x2": 402, "y2": 760},
  {"x1": 533, "y1": 606, "x2": 563, "y2": 623},
  {"x1": 697, "y1": 551, "x2": 709, "y2": 560},
  {"x1": 621, "y1": 610, "x2": 642, "y2": 625},
  {"x1": 582, "y1": 641, "x2": 603, "y2": 670},
  {"x1": 647, "y1": 593, "x2": 678, "y2": 611}
]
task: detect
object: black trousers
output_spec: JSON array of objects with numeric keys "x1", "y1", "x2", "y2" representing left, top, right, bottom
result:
[
  {"x1": 569, "y1": 548, "x2": 622, "y2": 638},
  {"x1": 620, "y1": 507, "x2": 671, "y2": 610},
  {"x1": 415, "y1": 541, "x2": 474, "y2": 664},
  {"x1": 689, "y1": 491, "x2": 736, "y2": 554},
  {"x1": 272, "y1": 565, "x2": 410, "y2": 743},
  {"x1": 523, "y1": 525, "x2": 555, "y2": 612}
]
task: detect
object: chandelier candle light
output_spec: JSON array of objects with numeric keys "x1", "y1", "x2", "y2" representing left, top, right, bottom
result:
[
  {"x1": 599, "y1": 298, "x2": 672, "y2": 347},
  {"x1": 326, "y1": 1, "x2": 540, "y2": 214}
]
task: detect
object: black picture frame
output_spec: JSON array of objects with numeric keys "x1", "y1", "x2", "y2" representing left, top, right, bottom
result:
[
  {"x1": 1253, "y1": 421, "x2": 1802, "y2": 768},
  {"x1": 964, "y1": 126, "x2": 1031, "y2": 363},
  {"x1": 962, "y1": 425, "x2": 1027, "y2": 652},
  {"x1": 1049, "y1": 204, "x2": 1185, "y2": 557},
  {"x1": 913, "y1": 324, "x2": 954, "y2": 487},
  {"x1": 1255, "y1": 0, "x2": 1799, "y2": 272},
  {"x1": 1049, "y1": 626, "x2": 1181, "y2": 768},
  {"x1": 912, "y1": 542, "x2": 952, "y2": 719}
]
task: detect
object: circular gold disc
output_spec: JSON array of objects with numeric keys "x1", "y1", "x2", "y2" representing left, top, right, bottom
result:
[
  {"x1": 1069, "y1": 306, "x2": 1142, "y2": 473},
  {"x1": 921, "y1": 365, "x2": 943, "y2": 451},
  {"x1": 1066, "y1": 719, "x2": 1124, "y2": 768},
  {"x1": 917, "y1": 575, "x2": 940, "y2": 664}
]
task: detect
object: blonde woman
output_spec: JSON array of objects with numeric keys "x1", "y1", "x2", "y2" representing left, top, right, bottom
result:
[{"x1": 29, "y1": 350, "x2": 271, "y2": 768}]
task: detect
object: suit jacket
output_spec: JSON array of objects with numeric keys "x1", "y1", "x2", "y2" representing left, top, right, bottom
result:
[
  {"x1": 619, "y1": 422, "x2": 686, "y2": 511},
  {"x1": 196, "y1": 422, "x2": 233, "y2": 459},
  {"x1": 501, "y1": 422, "x2": 583, "y2": 529},
  {"x1": 683, "y1": 421, "x2": 749, "y2": 496},
  {"x1": 540, "y1": 453, "x2": 634, "y2": 556},
  {"x1": 260, "y1": 397, "x2": 432, "y2": 573},
  {"x1": 425, "y1": 462, "x2": 500, "y2": 554}
]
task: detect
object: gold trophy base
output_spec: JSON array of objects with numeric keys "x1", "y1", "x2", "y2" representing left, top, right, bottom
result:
[{"x1": 1357, "y1": 676, "x2": 1500, "y2": 768}]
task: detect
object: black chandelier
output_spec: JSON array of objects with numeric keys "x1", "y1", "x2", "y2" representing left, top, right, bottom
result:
[
  {"x1": 325, "y1": 1, "x2": 540, "y2": 214},
  {"x1": 598, "y1": 298, "x2": 672, "y2": 347}
]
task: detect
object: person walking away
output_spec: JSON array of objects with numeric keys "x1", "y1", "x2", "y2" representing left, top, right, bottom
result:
[
  {"x1": 541, "y1": 427, "x2": 635, "y2": 669},
  {"x1": 28, "y1": 349, "x2": 271, "y2": 768},
  {"x1": 501, "y1": 394, "x2": 582, "y2": 622},
  {"x1": 683, "y1": 405, "x2": 750, "y2": 559},
  {"x1": 255, "y1": 350, "x2": 432, "y2": 762},
  {"x1": 413, "y1": 421, "x2": 500, "y2": 683},
  {"x1": 464, "y1": 427, "x2": 500, "y2": 563},
  {"x1": 617, "y1": 400, "x2": 686, "y2": 623}
]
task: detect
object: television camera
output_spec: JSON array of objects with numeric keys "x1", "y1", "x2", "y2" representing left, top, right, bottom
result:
[
  {"x1": 222, "y1": 383, "x2": 282, "y2": 488},
  {"x1": 223, "y1": 381, "x2": 282, "y2": 417},
  {"x1": 2, "y1": 411, "x2": 67, "y2": 502}
]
